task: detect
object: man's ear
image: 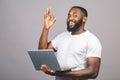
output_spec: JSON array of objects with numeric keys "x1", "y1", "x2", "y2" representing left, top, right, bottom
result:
[{"x1": 83, "y1": 17, "x2": 87, "y2": 23}]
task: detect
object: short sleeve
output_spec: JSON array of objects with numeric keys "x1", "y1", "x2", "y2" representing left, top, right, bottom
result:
[
  {"x1": 86, "y1": 36, "x2": 102, "y2": 58},
  {"x1": 51, "y1": 32, "x2": 64, "y2": 50},
  {"x1": 51, "y1": 35, "x2": 60, "y2": 50},
  {"x1": 51, "y1": 31, "x2": 70, "y2": 50}
]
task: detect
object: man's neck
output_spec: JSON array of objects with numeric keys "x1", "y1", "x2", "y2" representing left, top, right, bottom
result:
[{"x1": 71, "y1": 25, "x2": 86, "y2": 35}]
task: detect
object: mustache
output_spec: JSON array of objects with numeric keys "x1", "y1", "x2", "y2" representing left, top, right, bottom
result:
[{"x1": 67, "y1": 20, "x2": 75, "y2": 23}]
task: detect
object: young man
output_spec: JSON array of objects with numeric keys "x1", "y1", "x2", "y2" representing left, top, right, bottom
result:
[{"x1": 38, "y1": 6, "x2": 102, "y2": 80}]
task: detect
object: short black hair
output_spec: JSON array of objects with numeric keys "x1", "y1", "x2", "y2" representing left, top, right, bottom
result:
[{"x1": 71, "y1": 6, "x2": 88, "y2": 17}]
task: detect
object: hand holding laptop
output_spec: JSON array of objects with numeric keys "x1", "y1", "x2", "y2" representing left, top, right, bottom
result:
[
  {"x1": 40, "y1": 64, "x2": 56, "y2": 75},
  {"x1": 28, "y1": 49, "x2": 76, "y2": 71},
  {"x1": 40, "y1": 64, "x2": 73, "y2": 76}
]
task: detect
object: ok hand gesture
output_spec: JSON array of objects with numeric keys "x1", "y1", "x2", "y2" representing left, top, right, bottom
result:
[{"x1": 44, "y1": 8, "x2": 56, "y2": 30}]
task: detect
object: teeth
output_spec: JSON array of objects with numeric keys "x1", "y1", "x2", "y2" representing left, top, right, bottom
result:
[{"x1": 69, "y1": 21, "x2": 74, "y2": 25}]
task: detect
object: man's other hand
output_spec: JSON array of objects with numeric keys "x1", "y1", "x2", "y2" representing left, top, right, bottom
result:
[{"x1": 40, "y1": 64, "x2": 56, "y2": 76}]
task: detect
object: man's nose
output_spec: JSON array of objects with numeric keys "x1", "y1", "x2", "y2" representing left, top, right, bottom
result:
[{"x1": 68, "y1": 16, "x2": 74, "y2": 21}]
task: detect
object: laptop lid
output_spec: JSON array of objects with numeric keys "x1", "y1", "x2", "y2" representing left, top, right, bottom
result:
[{"x1": 28, "y1": 49, "x2": 62, "y2": 71}]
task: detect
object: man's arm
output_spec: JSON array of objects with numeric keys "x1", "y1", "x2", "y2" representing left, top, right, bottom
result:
[
  {"x1": 41, "y1": 57, "x2": 101, "y2": 79},
  {"x1": 56, "y1": 57, "x2": 100, "y2": 79},
  {"x1": 38, "y1": 8, "x2": 56, "y2": 49}
]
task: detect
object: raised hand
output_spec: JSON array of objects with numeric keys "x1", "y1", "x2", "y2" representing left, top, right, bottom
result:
[{"x1": 44, "y1": 8, "x2": 56, "y2": 30}]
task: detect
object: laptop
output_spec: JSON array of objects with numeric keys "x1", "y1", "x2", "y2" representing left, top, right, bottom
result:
[{"x1": 28, "y1": 49, "x2": 75, "y2": 71}]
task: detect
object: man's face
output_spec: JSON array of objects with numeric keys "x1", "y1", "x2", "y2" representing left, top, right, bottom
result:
[{"x1": 67, "y1": 8, "x2": 83, "y2": 32}]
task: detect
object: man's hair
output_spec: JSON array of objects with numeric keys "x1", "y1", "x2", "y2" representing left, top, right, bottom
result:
[{"x1": 71, "y1": 6, "x2": 88, "y2": 17}]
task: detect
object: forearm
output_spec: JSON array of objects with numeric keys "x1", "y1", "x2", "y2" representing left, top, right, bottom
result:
[
  {"x1": 53, "y1": 58, "x2": 100, "y2": 79},
  {"x1": 38, "y1": 8, "x2": 56, "y2": 49},
  {"x1": 38, "y1": 27, "x2": 49, "y2": 49},
  {"x1": 55, "y1": 68, "x2": 98, "y2": 79}
]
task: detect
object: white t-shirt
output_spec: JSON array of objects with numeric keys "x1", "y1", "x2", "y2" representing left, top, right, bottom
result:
[{"x1": 51, "y1": 30, "x2": 102, "y2": 71}]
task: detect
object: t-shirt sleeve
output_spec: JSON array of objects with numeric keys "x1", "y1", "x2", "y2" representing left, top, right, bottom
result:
[
  {"x1": 51, "y1": 31, "x2": 68, "y2": 50},
  {"x1": 86, "y1": 36, "x2": 102, "y2": 58},
  {"x1": 51, "y1": 34, "x2": 61, "y2": 51}
]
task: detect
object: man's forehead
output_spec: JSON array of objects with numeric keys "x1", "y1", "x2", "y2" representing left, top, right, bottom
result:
[{"x1": 69, "y1": 8, "x2": 81, "y2": 14}]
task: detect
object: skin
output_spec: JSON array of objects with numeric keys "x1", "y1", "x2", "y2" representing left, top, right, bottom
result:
[{"x1": 38, "y1": 7, "x2": 101, "y2": 79}]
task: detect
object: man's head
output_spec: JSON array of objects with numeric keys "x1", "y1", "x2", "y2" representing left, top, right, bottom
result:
[{"x1": 67, "y1": 6, "x2": 88, "y2": 32}]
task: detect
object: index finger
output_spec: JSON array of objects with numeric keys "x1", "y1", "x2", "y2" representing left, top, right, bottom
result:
[{"x1": 48, "y1": 7, "x2": 51, "y2": 16}]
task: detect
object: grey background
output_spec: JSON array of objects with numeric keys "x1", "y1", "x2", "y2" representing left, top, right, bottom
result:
[{"x1": 0, "y1": 0, "x2": 120, "y2": 80}]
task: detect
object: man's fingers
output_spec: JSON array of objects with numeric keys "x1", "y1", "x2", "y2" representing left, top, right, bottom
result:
[
  {"x1": 44, "y1": 8, "x2": 48, "y2": 18},
  {"x1": 44, "y1": 8, "x2": 52, "y2": 18},
  {"x1": 53, "y1": 17, "x2": 56, "y2": 22},
  {"x1": 46, "y1": 8, "x2": 49, "y2": 15},
  {"x1": 45, "y1": 8, "x2": 51, "y2": 16},
  {"x1": 41, "y1": 64, "x2": 47, "y2": 70},
  {"x1": 40, "y1": 64, "x2": 55, "y2": 75},
  {"x1": 43, "y1": 8, "x2": 56, "y2": 28},
  {"x1": 48, "y1": 8, "x2": 51, "y2": 16},
  {"x1": 41, "y1": 64, "x2": 50, "y2": 72}
]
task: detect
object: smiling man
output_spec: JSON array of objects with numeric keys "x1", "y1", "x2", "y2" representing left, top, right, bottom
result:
[{"x1": 38, "y1": 6, "x2": 102, "y2": 80}]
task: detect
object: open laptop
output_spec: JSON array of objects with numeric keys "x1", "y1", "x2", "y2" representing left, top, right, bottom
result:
[{"x1": 28, "y1": 49, "x2": 75, "y2": 71}]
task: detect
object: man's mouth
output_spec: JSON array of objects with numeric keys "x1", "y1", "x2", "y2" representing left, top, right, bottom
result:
[{"x1": 68, "y1": 21, "x2": 75, "y2": 28}]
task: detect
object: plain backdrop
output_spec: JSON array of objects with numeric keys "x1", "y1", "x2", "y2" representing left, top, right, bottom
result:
[{"x1": 0, "y1": 0, "x2": 120, "y2": 80}]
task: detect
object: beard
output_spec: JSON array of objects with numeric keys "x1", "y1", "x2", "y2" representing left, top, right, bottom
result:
[{"x1": 67, "y1": 19, "x2": 83, "y2": 32}]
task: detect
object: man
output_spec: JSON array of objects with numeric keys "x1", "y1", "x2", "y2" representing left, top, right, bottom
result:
[{"x1": 38, "y1": 6, "x2": 102, "y2": 80}]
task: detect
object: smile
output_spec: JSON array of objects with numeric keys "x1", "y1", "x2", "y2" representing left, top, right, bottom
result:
[{"x1": 69, "y1": 21, "x2": 75, "y2": 27}]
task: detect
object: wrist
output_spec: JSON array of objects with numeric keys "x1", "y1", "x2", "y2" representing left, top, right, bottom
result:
[
  {"x1": 43, "y1": 24, "x2": 51, "y2": 30},
  {"x1": 43, "y1": 26, "x2": 50, "y2": 31}
]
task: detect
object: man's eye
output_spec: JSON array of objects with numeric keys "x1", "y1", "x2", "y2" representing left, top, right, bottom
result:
[
  {"x1": 73, "y1": 15, "x2": 77, "y2": 18},
  {"x1": 68, "y1": 15, "x2": 71, "y2": 17}
]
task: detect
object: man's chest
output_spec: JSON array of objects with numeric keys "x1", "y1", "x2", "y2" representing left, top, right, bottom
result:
[{"x1": 57, "y1": 37, "x2": 88, "y2": 55}]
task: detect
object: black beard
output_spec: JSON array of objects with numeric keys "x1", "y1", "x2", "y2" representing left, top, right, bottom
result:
[{"x1": 67, "y1": 19, "x2": 83, "y2": 32}]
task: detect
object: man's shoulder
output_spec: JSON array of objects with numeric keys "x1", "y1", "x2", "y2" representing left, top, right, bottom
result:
[
  {"x1": 86, "y1": 31, "x2": 99, "y2": 39},
  {"x1": 86, "y1": 31, "x2": 101, "y2": 45}
]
